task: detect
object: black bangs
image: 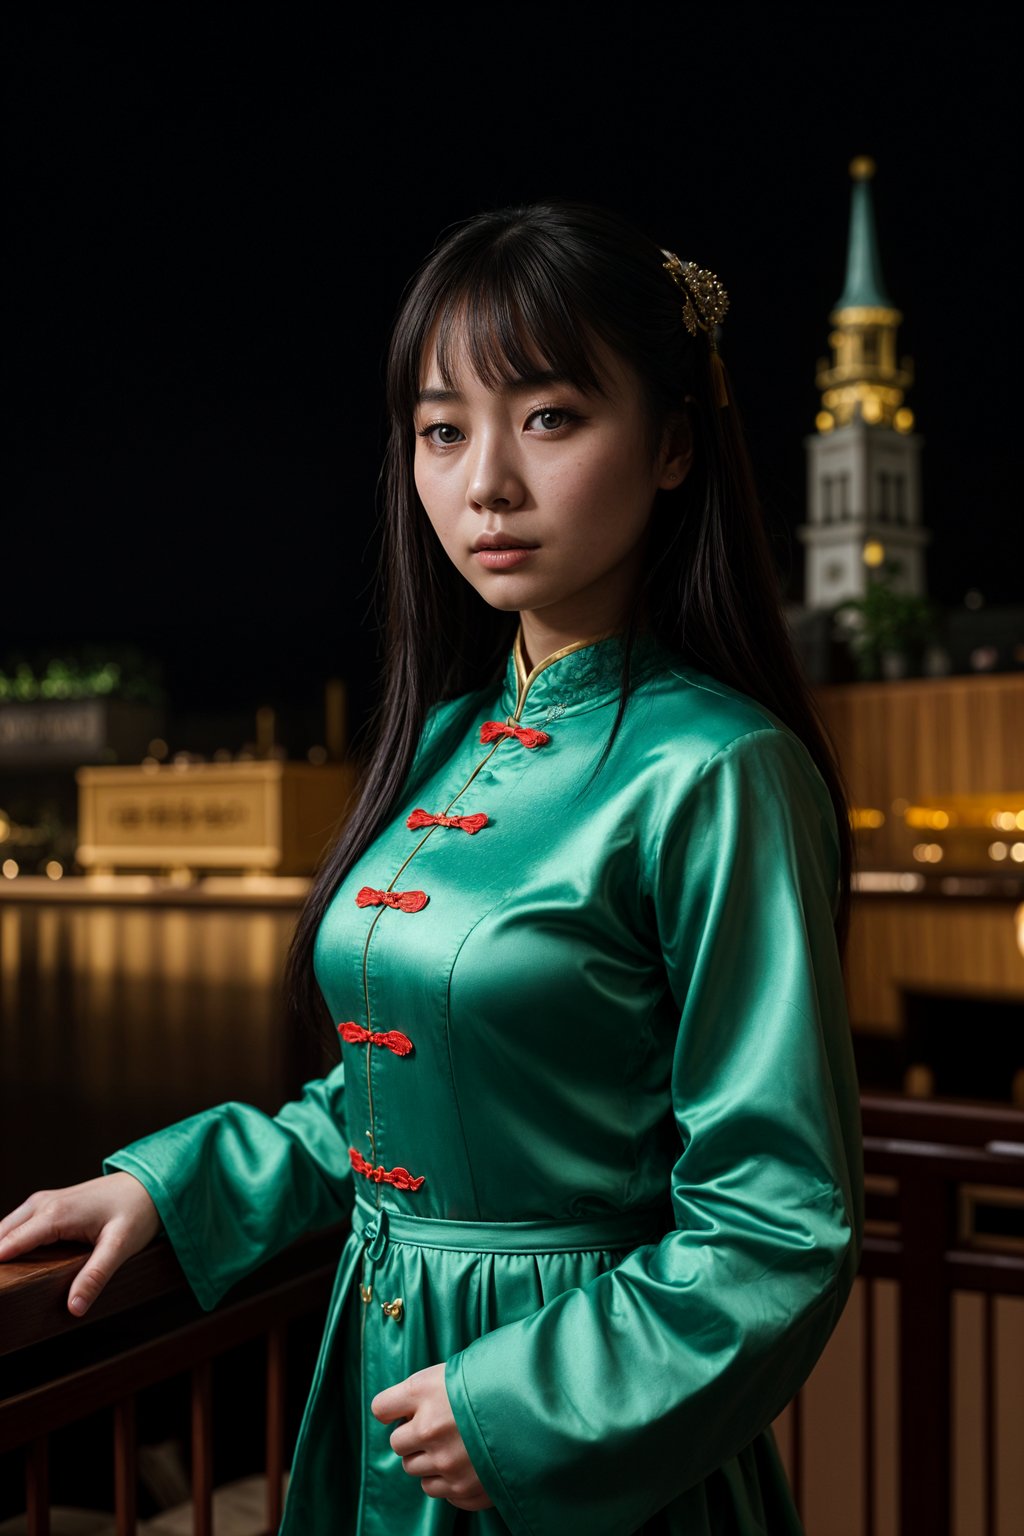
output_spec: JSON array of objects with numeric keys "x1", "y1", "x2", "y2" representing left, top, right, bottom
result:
[
  {"x1": 399, "y1": 238, "x2": 616, "y2": 411},
  {"x1": 433, "y1": 254, "x2": 609, "y2": 396}
]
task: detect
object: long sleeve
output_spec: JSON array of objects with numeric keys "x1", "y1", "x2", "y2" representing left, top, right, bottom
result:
[
  {"x1": 101, "y1": 1061, "x2": 354, "y2": 1312},
  {"x1": 442, "y1": 725, "x2": 864, "y2": 1536}
]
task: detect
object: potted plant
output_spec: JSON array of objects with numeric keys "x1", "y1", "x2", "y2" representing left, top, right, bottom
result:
[
  {"x1": 0, "y1": 643, "x2": 167, "y2": 767},
  {"x1": 832, "y1": 561, "x2": 942, "y2": 680}
]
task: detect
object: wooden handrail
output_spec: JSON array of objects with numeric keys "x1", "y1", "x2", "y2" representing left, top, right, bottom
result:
[
  {"x1": 0, "y1": 1221, "x2": 348, "y2": 1360},
  {"x1": 1, "y1": 1222, "x2": 348, "y2": 1534}
]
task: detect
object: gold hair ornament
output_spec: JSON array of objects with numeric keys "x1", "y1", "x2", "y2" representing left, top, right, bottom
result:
[{"x1": 660, "y1": 249, "x2": 730, "y2": 409}]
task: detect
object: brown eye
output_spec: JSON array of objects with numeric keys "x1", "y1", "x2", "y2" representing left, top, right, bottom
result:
[
  {"x1": 526, "y1": 408, "x2": 577, "y2": 432},
  {"x1": 417, "y1": 421, "x2": 465, "y2": 446}
]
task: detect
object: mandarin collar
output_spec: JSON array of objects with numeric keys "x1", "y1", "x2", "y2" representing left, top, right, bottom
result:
[{"x1": 496, "y1": 621, "x2": 674, "y2": 724}]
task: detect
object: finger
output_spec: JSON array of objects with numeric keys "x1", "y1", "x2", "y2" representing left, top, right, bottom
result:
[
  {"x1": 388, "y1": 1424, "x2": 424, "y2": 1458},
  {"x1": 0, "y1": 1212, "x2": 63, "y2": 1259},
  {"x1": 370, "y1": 1393, "x2": 409, "y2": 1424},
  {"x1": 0, "y1": 1197, "x2": 42, "y2": 1247},
  {"x1": 67, "y1": 1230, "x2": 127, "y2": 1317},
  {"x1": 398, "y1": 1450, "x2": 436, "y2": 1476},
  {"x1": 420, "y1": 1475, "x2": 457, "y2": 1501}
]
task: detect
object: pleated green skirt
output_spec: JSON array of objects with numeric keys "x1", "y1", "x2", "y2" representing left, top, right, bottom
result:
[{"x1": 279, "y1": 1192, "x2": 806, "y2": 1535}]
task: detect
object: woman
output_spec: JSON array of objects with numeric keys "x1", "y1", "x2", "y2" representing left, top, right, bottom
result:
[{"x1": 0, "y1": 200, "x2": 864, "y2": 1535}]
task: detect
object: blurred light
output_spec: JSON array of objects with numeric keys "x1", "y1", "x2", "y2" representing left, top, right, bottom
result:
[
  {"x1": 1012, "y1": 843, "x2": 1024, "y2": 863},
  {"x1": 2, "y1": 859, "x2": 19, "y2": 879},
  {"x1": 862, "y1": 396, "x2": 883, "y2": 424},
  {"x1": 904, "y1": 1063, "x2": 935, "y2": 1098},
  {"x1": 863, "y1": 540, "x2": 885, "y2": 567},
  {"x1": 908, "y1": 808, "x2": 950, "y2": 830},
  {"x1": 816, "y1": 410, "x2": 834, "y2": 434},
  {"x1": 308, "y1": 745, "x2": 328, "y2": 765},
  {"x1": 964, "y1": 589, "x2": 985, "y2": 610},
  {"x1": 990, "y1": 842, "x2": 1009, "y2": 861},
  {"x1": 853, "y1": 870, "x2": 925, "y2": 893},
  {"x1": 45, "y1": 860, "x2": 63, "y2": 880},
  {"x1": 894, "y1": 408, "x2": 915, "y2": 433},
  {"x1": 149, "y1": 738, "x2": 169, "y2": 759}
]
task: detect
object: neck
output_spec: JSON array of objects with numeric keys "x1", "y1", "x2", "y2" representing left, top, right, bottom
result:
[
  {"x1": 517, "y1": 624, "x2": 621, "y2": 678},
  {"x1": 516, "y1": 602, "x2": 652, "y2": 677}
]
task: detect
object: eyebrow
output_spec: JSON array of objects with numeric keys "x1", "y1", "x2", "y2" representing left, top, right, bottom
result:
[{"x1": 416, "y1": 369, "x2": 575, "y2": 406}]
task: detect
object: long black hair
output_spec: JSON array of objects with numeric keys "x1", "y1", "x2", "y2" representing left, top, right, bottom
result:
[{"x1": 284, "y1": 199, "x2": 856, "y2": 1061}]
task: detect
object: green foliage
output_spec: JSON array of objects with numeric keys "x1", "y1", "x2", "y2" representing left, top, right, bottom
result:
[
  {"x1": 832, "y1": 560, "x2": 942, "y2": 679},
  {"x1": 0, "y1": 643, "x2": 165, "y2": 705}
]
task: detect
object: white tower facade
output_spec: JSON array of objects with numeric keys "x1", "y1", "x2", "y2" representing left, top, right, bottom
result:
[{"x1": 797, "y1": 157, "x2": 929, "y2": 608}]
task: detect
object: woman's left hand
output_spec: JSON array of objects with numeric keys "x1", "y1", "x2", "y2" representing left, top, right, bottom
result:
[{"x1": 370, "y1": 1363, "x2": 495, "y2": 1511}]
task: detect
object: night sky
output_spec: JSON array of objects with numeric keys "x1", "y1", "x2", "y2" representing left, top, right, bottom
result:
[{"x1": 5, "y1": 8, "x2": 1015, "y2": 749}]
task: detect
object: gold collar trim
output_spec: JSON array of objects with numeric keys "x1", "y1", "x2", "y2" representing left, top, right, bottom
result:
[{"x1": 511, "y1": 622, "x2": 621, "y2": 721}]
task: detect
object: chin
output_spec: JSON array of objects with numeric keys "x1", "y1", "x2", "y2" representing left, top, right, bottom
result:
[
  {"x1": 473, "y1": 587, "x2": 528, "y2": 613},
  {"x1": 463, "y1": 569, "x2": 537, "y2": 604}
]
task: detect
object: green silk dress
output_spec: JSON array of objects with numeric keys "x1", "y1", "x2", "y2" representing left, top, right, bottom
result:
[{"x1": 102, "y1": 623, "x2": 864, "y2": 1536}]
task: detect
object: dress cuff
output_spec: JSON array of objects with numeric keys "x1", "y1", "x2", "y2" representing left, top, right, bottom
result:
[{"x1": 444, "y1": 1346, "x2": 535, "y2": 1536}]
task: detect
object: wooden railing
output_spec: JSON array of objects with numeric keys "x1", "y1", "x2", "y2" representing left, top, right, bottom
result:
[
  {"x1": 849, "y1": 1092, "x2": 1024, "y2": 1536},
  {"x1": 0, "y1": 1222, "x2": 344, "y2": 1536},
  {"x1": 773, "y1": 1092, "x2": 1024, "y2": 1535},
  {"x1": 2, "y1": 1093, "x2": 1023, "y2": 1536}
]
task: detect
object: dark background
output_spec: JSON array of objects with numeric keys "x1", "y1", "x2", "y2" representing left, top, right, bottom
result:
[{"x1": 5, "y1": 6, "x2": 1015, "y2": 752}]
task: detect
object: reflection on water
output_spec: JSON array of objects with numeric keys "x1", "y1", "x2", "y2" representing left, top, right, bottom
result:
[{"x1": 0, "y1": 893, "x2": 328, "y2": 1214}]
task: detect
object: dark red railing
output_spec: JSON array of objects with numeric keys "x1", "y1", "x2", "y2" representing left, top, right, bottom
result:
[
  {"x1": 835, "y1": 1092, "x2": 1024, "y2": 1536},
  {"x1": 0, "y1": 1224, "x2": 342, "y2": 1536}
]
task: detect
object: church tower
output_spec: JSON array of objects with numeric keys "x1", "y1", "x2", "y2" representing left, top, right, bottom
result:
[{"x1": 797, "y1": 157, "x2": 929, "y2": 607}]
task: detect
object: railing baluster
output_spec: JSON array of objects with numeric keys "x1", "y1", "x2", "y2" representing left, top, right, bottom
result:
[
  {"x1": 192, "y1": 1358, "x2": 214, "y2": 1536},
  {"x1": 25, "y1": 1434, "x2": 49, "y2": 1536},
  {"x1": 113, "y1": 1395, "x2": 137, "y2": 1536},
  {"x1": 790, "y1": 1382, "x2": 802, "y2": 1520},
  {"x1": 864, "y1": 1277, "x2": 875, "y2": 1536},
  {"x1": 266, "y1": 1322, "x2": 287, "y2": 1532},
  {"x1": 983, "y1": 1289, "x2": 995, "y2": 1536},
  {"x1": 899, "y1": 1165, "x2": 952, "y2": 1536}
]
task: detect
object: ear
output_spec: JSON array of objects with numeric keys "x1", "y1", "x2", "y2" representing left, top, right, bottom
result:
[{"x1": 655, "y1": 408, "x2": 695, "y2": 490}]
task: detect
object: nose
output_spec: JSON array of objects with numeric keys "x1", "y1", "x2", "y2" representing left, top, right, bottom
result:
[{"x1": 466, "y1": 432, "x2": 525, "y2": 512}]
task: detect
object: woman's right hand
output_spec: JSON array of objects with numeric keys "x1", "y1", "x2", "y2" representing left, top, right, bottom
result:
[{"x1": 0, "y1": 1172, "x2": 162, "y2": 1317}]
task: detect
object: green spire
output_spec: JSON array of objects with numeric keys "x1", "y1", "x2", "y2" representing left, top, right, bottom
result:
[{"x1": 834, "y1": 156, "x2": 895, "y2": 311}]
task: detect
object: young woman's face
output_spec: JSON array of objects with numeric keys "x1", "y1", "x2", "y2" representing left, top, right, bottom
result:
[{"x1": 412, "y1": 321, "x2": 690, "y2": 646}]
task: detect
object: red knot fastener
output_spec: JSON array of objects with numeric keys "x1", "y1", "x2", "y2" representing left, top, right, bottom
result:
[
  {"x1": 337, "y1": 1021, "x2": 413, "y2": 1056},
  {"x1": 355, "y1": 886, "x2": 429, "y2": 912},
  {"x1": 349, "y1": 1147, "x2": 425, "y2": 1191},
  {"x1": 479, "y1": 720, "x2": 551, "y2": 749},
  {"x1": 406, "y1": 808, "x2": 489, "y2": 834}
]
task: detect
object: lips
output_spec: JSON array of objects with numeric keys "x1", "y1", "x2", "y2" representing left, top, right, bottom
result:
[{"x1": 471, "y1": 535, "x2": 538, "y2": 551}]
